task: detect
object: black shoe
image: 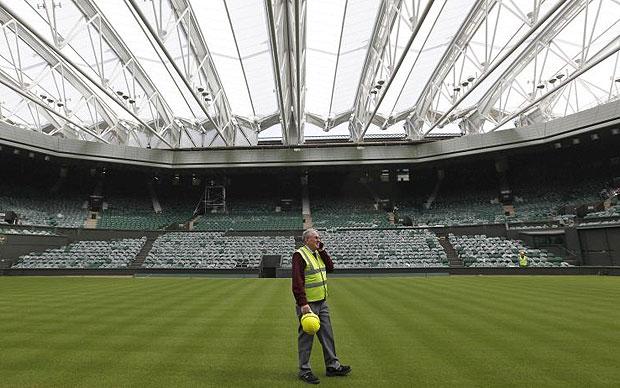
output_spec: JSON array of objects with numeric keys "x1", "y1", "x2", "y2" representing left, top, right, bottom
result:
[
  {"x1": 299, "y1": 371, "x2": 320, "y2": 384},
  {"x1": 326, "y1": 365, "x2": 351, "y2": 377}
]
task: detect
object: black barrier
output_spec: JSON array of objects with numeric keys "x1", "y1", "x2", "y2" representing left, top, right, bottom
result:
[{"x1": 3, "y1": 266, "x2": 620, "y2": 277}]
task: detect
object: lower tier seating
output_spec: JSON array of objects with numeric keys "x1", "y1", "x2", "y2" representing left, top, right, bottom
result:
[
  {"x1": 12, "y1": 237, "x2": 146, "y2": 269},
  {"x1": 144, "y1": 232, "x2": 295, "y2": 269},
  {"x1": 284, "y1": 229, "x2": 448, "y2": 268},
  {"x1": 0, "y1": 226, "x2": 55, "y2": 235},
  {"x1": 449, "y1": 234, "x2": 570, "y2": 267}
]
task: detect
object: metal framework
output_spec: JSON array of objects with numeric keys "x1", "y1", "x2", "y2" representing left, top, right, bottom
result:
[
  {"x1": 68, "y1": 0, "x2": 192, "y2": 148},
  {"x1": 357, "y1": 0, "x2": 436, "y2": 142},
  {"x1": 489, "y1": 35, "x2": 620, "y2": 131},
  {"x1": 0, "y1": 6, "x2": 127, "y2": 143},
  {"x1": 0, "y1": 1, "x2": 175, "y2": 148},
  {"x1": 265, "y1": 0, "x2": 306, "y2": 146},
  {"x1": 348, "y1": 0, "x2": 403, "y2": 142},
  {"x1": 405, "y1": 0, "x2": 499, "y2": 139},
  {"x1": 421, "y1": 0, "x2": 571, "y2": 136},
  {"x1": 126, "y1": 0, "x2": 244, "y2": 147},
  {"x1": 0, "y1": 70, "x2": 109, "y2": 142},
  {"x1": 472, "y1": 0, "x2": 592, "y2": 132},
  {"x1": 0, "y1": 0, "x2": 618, "y2": 150}
]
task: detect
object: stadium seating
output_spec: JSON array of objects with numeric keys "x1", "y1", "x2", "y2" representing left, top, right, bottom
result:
[
  {"x1": 396, "y1": 191, "x2": 505, "y2": 226},
  {"x1": 193, "y1": 200, "x2": 301, "y2": 231},
  {"x1": 508, "y1": 165, "x2": 608, "y2": 222},
  {"x1": 98, "y1": 196, "x2": 192, "y2": 230},
  {"x1": 144, "y1": 232, "x2": 295, "y2": 269},
  {"x1": 583, "y1": 204, "x2": 620, "y2": 219},
  {"x1": 282, "y1": 229, "x2": 448, "y2": 268},
  {"x1": 12, "y1": 237, "x2": 146, "y2": 269},
  {"x1": 0, "y1": 186, "x2": 88, "y2": 228},
  {"x1": 0, "y1": 226, "x2": 55, "y2": 235},
  {"x1": 311, "y1": 199, "x2": 392, "y2": 229},
  {"x1": 448, "y1": 234, "x2": 569, "y2": 267}
]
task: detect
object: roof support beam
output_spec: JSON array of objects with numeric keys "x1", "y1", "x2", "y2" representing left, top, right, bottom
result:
[
  {"x1": 348, "y1": 0, "x2": 403, "y2": 142},
  {"x1": 489, "y1": 36, "x2": 620, "y2": 132},
  {"x1": 70, "y1": 0, "x2": 187, "y2": 146},
  {"x1": 421, "y1": 0, "x2": 570, "y2": 136},
  {"x1": 0, "y1": 2, "x2": 174, "y2": 148},
  {"x1": 0, "y1": 9, "x2": 120, "y2": 143},
  {"x1": 265, "y1": 0, "x2": 306, "y2": 146},
  {"x1": 0, "y1": 71, "x2": 110, "y2": 142},
  {"x1": 357, "y1": 0, "x2": 436, "y2": 142},
  {"x1": 473, "y1": 0, "x2": 592, "y2": 131},
  {"x1": 126, "y1": 0, "x2": 239, "y2": 147},
  {"x1": 406, "y1": 0, "x2": 499, "y2": 139}
]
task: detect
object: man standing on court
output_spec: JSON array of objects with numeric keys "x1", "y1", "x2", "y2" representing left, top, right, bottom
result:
[
  {"x1": 292, "y1": 228, "x2": 351, "y2": 384},
  {"x1": 518, "y1": 250, "x2": 529, "y2": 268}
]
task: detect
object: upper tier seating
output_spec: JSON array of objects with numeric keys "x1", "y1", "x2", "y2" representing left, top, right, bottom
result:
[
  {"x1": 397, "y1": 191, "x2": 505, "y2": 227},
  {"x1": 509, "y1": 167, "x2": 607, "y2": 222},
  {"x1": 194, "y1": 200, "x2": 301, "y2": 231},
  {"x1": 98, "y1": 196, "x2": 192, "y2": 231},
  {"x1": 449, "y1": 234, "x2": 569, "y2": 267},
  {"x1": 12, "y1": 237, "x2": 146, "y2": 269},
  {"x1": 0, "y1": 226, "x2": 55, "y2": 235},
  {"x1": 583, "y1": 203, "x2": 620, "y2": 219},
  {"x1": 0, "y1": 187, "x2": 87, "y2": 228},
  {"x1": 311, "y1": 199, "x2": 392, "y2": 229},
  {"x1": 99, "y1": 208, "x2": 191, "y2": 230},
  {"x1": 144, "y1": 232, "x2": 295, "y2": 269}
]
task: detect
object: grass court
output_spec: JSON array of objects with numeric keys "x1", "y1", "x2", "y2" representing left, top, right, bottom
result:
[{"x1": 1, "y1": 275, "x2": 619, "y2": 387}]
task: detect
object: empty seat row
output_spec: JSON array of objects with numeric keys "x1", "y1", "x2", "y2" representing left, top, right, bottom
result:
[
  {"x1": 448, "y1": 233, "x2": 570, "y2": 268},
  {"x1": 12, "y1": 237, "x2": 146, "y2": 269}
]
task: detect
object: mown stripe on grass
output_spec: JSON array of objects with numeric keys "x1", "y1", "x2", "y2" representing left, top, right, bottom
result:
[{"x1": 1, "y1": 276, "x2": 618, "y2": 387}]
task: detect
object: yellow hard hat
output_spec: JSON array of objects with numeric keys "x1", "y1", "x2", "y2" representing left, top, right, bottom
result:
[{"x1": 301, "y1": 312, "x2": 320, "y2": 335}]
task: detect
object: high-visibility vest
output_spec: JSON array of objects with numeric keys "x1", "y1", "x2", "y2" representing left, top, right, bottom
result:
[
  {"x1": 519, "y1": 254, "x2": 528, "y2": 267},
  {"x1": 297, "y1": 246, "x2": 328, "y2": 302}
]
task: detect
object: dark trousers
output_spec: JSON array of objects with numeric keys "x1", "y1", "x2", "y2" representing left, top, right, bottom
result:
[{"x1": 296, "y1": 300, "x2": 341, "y2": 375}]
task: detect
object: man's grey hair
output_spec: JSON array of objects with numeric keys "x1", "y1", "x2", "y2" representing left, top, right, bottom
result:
[{"x1": 302, "y1": 228, "x2": 319, "y2": 242}]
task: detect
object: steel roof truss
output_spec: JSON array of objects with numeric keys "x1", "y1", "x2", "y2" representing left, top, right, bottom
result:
[
  {"x1": 406, "y1": 0, "x2": 499, "y2": 139},
  {"x1": 168, "y1": 0, "x2": 241, "y2": 146},
  {"x1": 470, "y1": 0, "x2": 591, "y2": 132},
  {"x1": 69, "y1": 0, "x2": 185, "y2": 145},
  {"x1": 264, "y1": 0, "x2": 306, "y2": 146},
  {"x1": 348, "y1": 0, "x2": 403, "y2": 142}
]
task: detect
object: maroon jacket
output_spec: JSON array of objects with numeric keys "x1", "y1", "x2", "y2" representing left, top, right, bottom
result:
[{"x1": 291, "y1": 248, "x2": 334, "y2": 306}]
